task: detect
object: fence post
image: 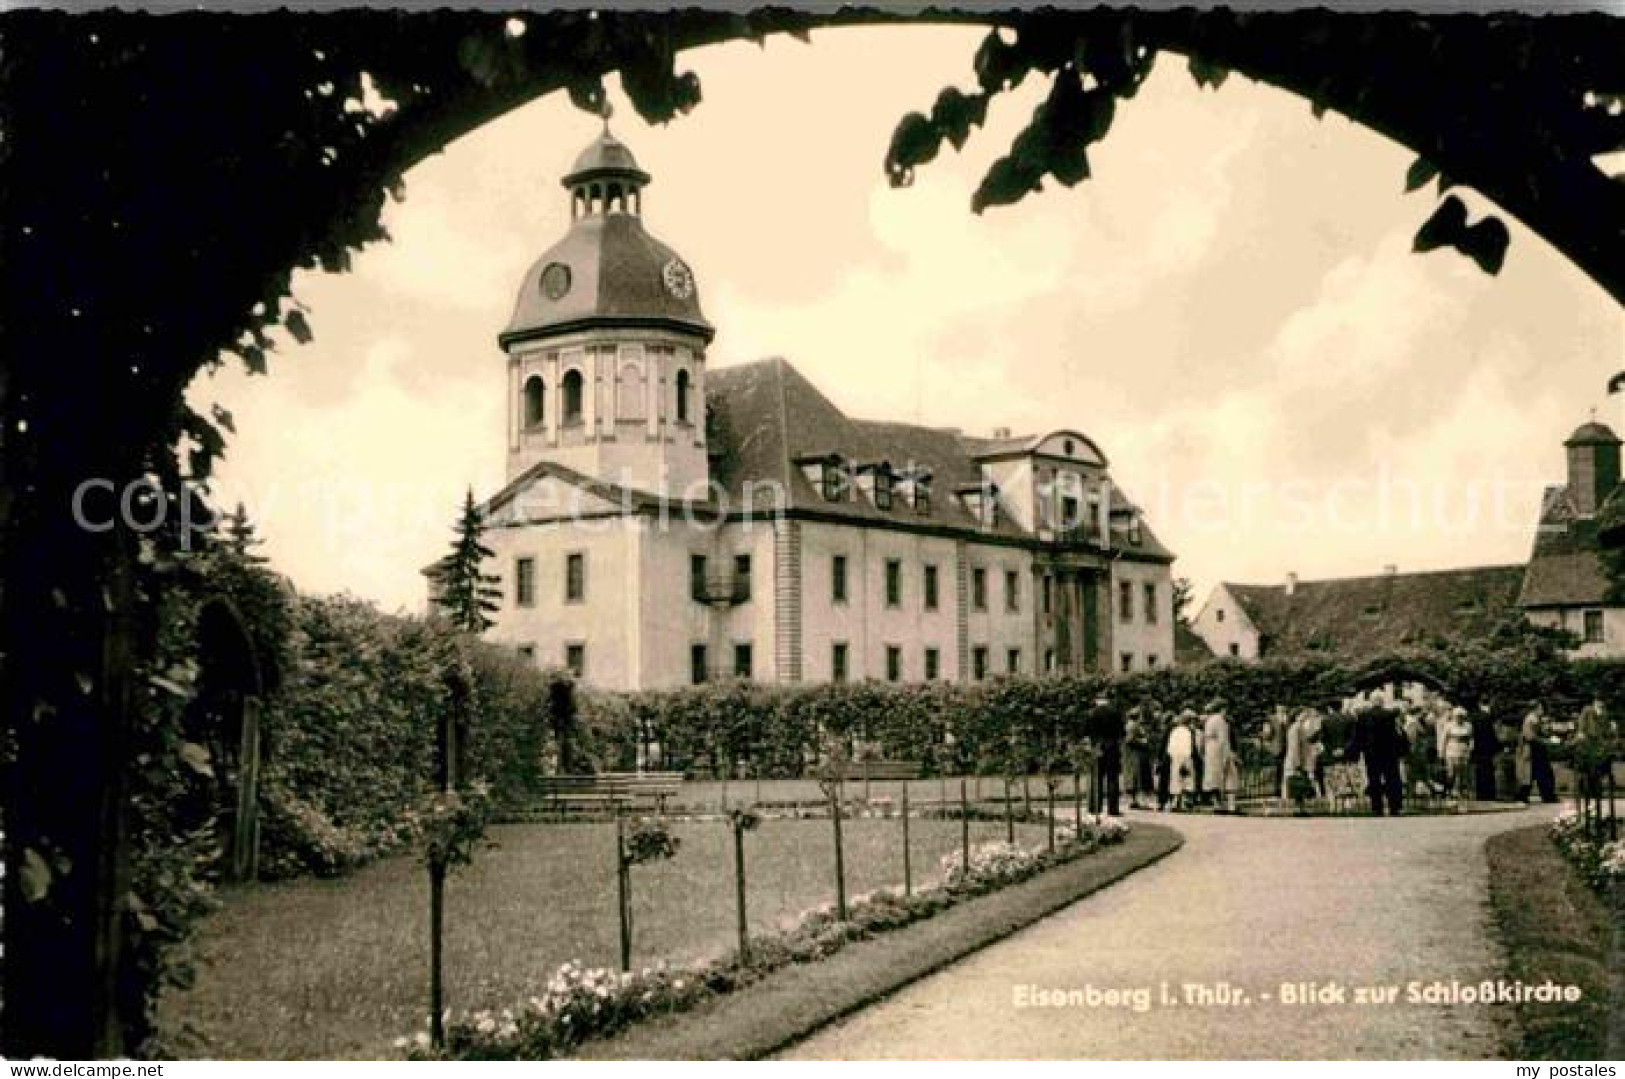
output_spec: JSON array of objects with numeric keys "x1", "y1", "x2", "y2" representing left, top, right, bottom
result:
[
  {"x1": 830, "y1": 779, "x2": 847, "y2": 921},
  {"x1": 959, "y1": 776, "x2": 971, "y2": 878},
  {"x1": 901, "y1": 780, "x2": 913, "y2": 897},
  {"x1": 1046, "y1": 774, "x2": 1056, "y2": 852},
  {"x1": 1004, "y1": 774, "x2": 1015, "y2": 843},
  {"x1": 732, "y1": 813, "x2": 750, "y2": 966},
  {"x1": 616, "y1": 807, "x2": 632, "y2": 973}
]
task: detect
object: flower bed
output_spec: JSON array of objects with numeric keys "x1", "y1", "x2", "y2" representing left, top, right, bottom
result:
[
  {"x1": 1548, "y1": 809, "x2": 1625, "y2": 895},
  {"x1": 400, "y1": 816, "x2": 1129, "y2": 1060}
]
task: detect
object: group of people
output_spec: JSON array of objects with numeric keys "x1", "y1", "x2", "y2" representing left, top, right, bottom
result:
[
  {"x1": 1116, "y1": 699, "x2": 1243, "y2": 814},
  {"x1": 1096, "y1": 691, "x2": 1588, "y2": 817}
]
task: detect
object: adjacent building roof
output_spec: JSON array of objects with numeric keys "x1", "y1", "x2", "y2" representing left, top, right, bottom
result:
[
  {"x1": 1518, "y1": 483, "x2": 1615, "y2": 607},
  {"x1": 1218, "y1": 564, "x2": 1527, "y2": 659},
  {"x1": 705, "y1": 357, "x2": 1174, "y2": 560}
]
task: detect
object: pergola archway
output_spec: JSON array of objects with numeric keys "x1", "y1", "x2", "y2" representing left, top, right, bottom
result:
[{"x1": 2, "y1": 7, "x2": 1622, "y2": 1058}]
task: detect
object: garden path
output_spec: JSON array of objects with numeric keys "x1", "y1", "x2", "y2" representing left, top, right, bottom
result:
[{"x1": 783, "y1": 806, "x2": 1557, "y2": 1059}]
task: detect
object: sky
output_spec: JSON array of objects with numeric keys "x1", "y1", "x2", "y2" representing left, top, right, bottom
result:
[{"x1": 190, "y1": 24, "x2": 1625, "y2": 615}]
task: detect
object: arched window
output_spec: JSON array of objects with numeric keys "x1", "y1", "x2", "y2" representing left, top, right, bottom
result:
[
  {"x1": 562, "y1": 369, "x2": 585, "y2": 425},
  {"x1": 617, "y1": 363, "x2": 644, "y2": 421},
  {"x1": 675, "y1": 369, "x2": 692, "y2": 424},
  {"x1": 522, "y1": 375, "x2": 545, "y2": 428}
]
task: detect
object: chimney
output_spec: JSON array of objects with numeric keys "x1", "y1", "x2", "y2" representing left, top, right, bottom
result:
[
  {"x1": 1383, "y1": 564, "x2": 1398, "y2": 577},
  {"x1": 992, "y1": 426, "x2": 1012, "y2": 439},
  {"x1": 1284, "y1": 571, "x2": 1297, "y2": 597}
]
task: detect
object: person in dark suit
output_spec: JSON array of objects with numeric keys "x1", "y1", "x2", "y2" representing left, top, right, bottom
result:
[
  {"x1": 1347, "y1": 703, "x2": 1407, "y2": 816},
  {"x1": 1089, "y1": 695, "x2": 1126, "y2": 817},
  {"x1": 1470, "y1": 706, "x2": 1500, "y2": 801}
]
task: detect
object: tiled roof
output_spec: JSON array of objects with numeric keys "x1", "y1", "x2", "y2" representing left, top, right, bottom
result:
[
  {"x1": 1220, "y1": 564, "x2": 1527, "y2": 659},
  {"x1": 1518, "y1": 482, "x2": 1615, "y2": 607},
  {"x1": 705, "y1": 357, "x2": 1174, "y2": 560}
]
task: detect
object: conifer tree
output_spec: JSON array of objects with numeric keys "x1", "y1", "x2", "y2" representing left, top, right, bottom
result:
[{"x1": 433, "y1": 488, "x2": 501, "y2": 635}]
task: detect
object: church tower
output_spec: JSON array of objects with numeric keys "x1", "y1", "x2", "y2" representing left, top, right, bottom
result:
[{"x1": 498, "y1": 129, "x2": 714, "y2": 496}]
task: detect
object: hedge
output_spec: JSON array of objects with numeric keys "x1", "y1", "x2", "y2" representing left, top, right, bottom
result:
[
  {"x1": 256, "y1": 594, "x2": 567, "y2": 879},
  {"x1": 585, "y1": 622, "x2": 1625, "y2": 779}
]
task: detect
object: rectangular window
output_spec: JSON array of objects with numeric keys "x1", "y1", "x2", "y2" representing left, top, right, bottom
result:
[
  {"x1": 832, "y1": 555, "x2": 849, "y2": 604},
  {"x1": 734, "y1": 554, "x2": 751, "y2": 593},
  {"x1": 1005, "y1": 569, "x2": 1020, "y2": 613},
  {"x1": 515, "y1": 556, "x2": 536, "y2": 608},
  {"x1": 734, "y1": 642, "x2": 753, "y2": 680},
  {"x1": 690, "y1": 554, "x2": 708, "y2": 602},
  {"x1": 1146, "y1": 654, "x2": 1160, "y2": 669},
  {"x1": 1061, "y1": 495, "x2": 1080, "y2": 533},
  {"x1": 690, "y1": 643, "x2": 708, "y2": 685},
  {"x1": 972, "y1": 567, "x2": 987, "y2": 611},
  {"x1": 1044, "y1": 648, "x2": 1055, "y2": 672},
  {"x1": 1585, "y1": 609, "x2": 1605, "y2": 644},
  {"x1": 1118, "y1": 580, "x2": 1133, "y2": 623},
  {"x1": 972, "y1": 646, "x2": 989, "y2": 680},
  {"x1": 924, "y1": 647, "x2": 940, "y2": 681},
  {"x1": 1043, "y1": 575, "x2": 1053, "y2": 615},
  {"x1": 1144, "y1": 582, "x2": 1158, "y2": 624},
  {"x1": 1229, "y1": 642, "x2": 1241, "y2": 657},
  {"x1": 885, "y1": 559, "x2": 902, "y2": 608},
  {"x1": 822, "y1": 463, "x2": 845, "y2": 502},
  {"x1": 924, "y1": 564, "x2": 939, "y2": 611},
  {"x1": 517, "y1": 644, "x2": 536, "y2": 663},
  {"x1": 565, "y1": 552, "x2": 586, "y2": 604},
  {"x1": 1006, "y1": 648, "x2": 1021, "y2": 674},
  {"x1": 565, "y1": 643, "x2": 586, "y2": 677},
  {"x1": 886, "y1": 645, "x2": 902, "y2": 683},
  {"x1": 1120, "y1": 651, "x2": 1134, "y2": 673},
  {"x1": 832, "y1": 642, "x2": 849, "y2": 683}
]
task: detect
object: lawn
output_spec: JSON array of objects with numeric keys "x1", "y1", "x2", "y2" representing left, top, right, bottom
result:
[
  {"x1": 1485, "y1": 823, "x2": 1620, "y2": 1060},
  {"x1": 160, "y1": 815, "x2": 1034, "y2": 1059}
]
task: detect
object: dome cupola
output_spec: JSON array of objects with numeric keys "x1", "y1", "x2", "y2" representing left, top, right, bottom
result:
[{"x1": 500, "y1": 127, "x2": 712, "y2": 349}]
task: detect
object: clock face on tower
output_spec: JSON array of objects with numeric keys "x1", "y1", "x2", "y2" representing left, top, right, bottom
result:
[
  {"x1": 661, "y1": 258, "x2": 694, "y2": 300},
  {"x1": 540, "y1": 262, "x2": 571, "y2": 301}
]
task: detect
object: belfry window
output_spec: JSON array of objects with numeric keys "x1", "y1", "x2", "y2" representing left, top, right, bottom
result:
[
  {"x1": 675, "y1": 369, "x2": 692, "y2": 424},
  {"x1": 523, "y1": 375, "x2": 545, "y2": 428},
  {"x1": 561, "y1": 369, "x2": 585, "y2": 425}
]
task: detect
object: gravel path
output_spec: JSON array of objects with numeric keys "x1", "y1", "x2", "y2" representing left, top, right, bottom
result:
[{"x1": 783, "y1": 806, "x2": 1554, "y2": 1060}]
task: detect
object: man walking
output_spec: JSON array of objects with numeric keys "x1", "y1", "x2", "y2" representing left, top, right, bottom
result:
[{"x1": 1348, "y1": 701, "x2": 1406, "y2": 816}]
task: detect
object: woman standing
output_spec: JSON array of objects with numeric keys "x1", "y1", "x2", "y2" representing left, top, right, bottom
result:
[
  {"x1": 1166, "y1": 710, "x2": 1197, "y2": 812},
  {"x1": 1443, "y1": 706, "x2": 1474, "y2": 799},
  {"x1": 1201, "y1": 701, "x2": 1238, "y2": 813}
]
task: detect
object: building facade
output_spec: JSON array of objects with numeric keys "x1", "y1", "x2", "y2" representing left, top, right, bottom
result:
[
  {"x1": 1517, "y1": 420, "x2": 1625, "y2": 656},
  {"x1": 1190, "y1": 418, "x2": 1625, "y2": 662},
  {"x1": 434, "y1": 132, "x2": 1177, "y2": 688}
]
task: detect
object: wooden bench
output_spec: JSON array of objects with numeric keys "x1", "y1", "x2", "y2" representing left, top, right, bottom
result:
[{"x1": 536, "y1": 771, "x2": 683, "y2": 817}]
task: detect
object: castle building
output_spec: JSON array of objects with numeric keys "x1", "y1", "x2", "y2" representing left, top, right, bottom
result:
[{"x1": 434, "y1": 131, "x2": 1177, "y2": 689}]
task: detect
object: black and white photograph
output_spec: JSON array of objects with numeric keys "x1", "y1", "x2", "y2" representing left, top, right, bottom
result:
[{"x1": 1, "y1": 0, "x2": 1623, "y2": 1065}]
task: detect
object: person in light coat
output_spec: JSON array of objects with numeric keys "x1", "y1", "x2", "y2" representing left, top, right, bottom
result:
[
  {"x1": 1166, "y1": 710, "x2": 1198, "y2": 812},
  {"x1": 1201, "y1": 701, "x2": 1238, "y2": 813}
]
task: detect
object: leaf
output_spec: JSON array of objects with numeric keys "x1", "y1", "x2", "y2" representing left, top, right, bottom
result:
[
  {"x1": 973, "y1": 30, "x2": 1026, "y2": 94},
  {"x1": 210, "y1": 404, "x2": 235, "y2": 434},
  {"x1": 1405, "y1": 156, "x2": 1438, "y2": 192},
  {"x1": 20, "y1": 847, "x2": 52, "y2": 902},
  {"x1": 1413, "y1": 194, "x2": 1469, "y2": 254},
  {"x1": 1460, "y1": 215, "x2": 1511, "y2": 275},
  {"x1": 1188, "y1": 55, "x2": 1229, "y2": 90},
  {"x1": 930, "y1": 87, "x2": 988, "y2": 152},
  {"x1": 180, "y1": 741, "x2": 215, "y2": 778},
  {"x1": 284, "y1": 309, "x2": 312, "y2": 345},
  {"x1": 884, "y1": 111, "x2": 939, "y2": 188}
]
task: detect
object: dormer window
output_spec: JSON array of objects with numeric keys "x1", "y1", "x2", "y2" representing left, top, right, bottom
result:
[
  {"x1": 913, "y1": 478, "x2": 931, "y2": 514},
  {"x1": 822, "y1": 460, "x2": 848, "y2": 502},
  {"x1": 958, "y1": 481, "x2": 1000, "y2": 528},
  {"x1": 874, "y1": 470, "x2": 894, "y2": 510},
  {"x1": 1127, "y1": 513, "x2": 1143, "y2": 546}
]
